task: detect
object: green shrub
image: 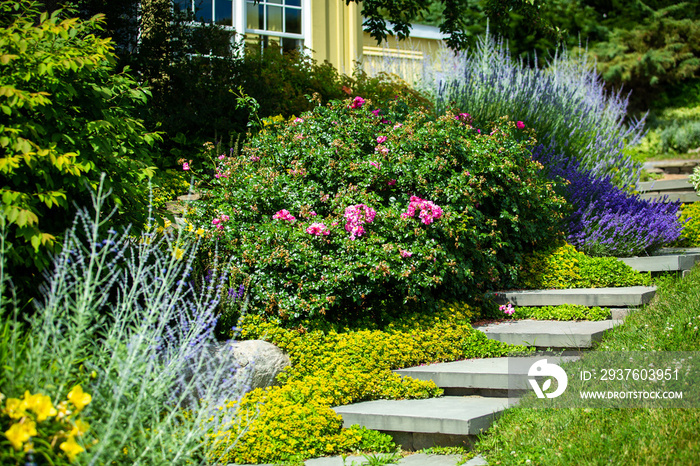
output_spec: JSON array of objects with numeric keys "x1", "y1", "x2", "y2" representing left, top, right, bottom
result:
[
  {"x1": 206, "y1": 312, "x2": 527, "y2": 464},
  {"x1": 512, "y1": 304, "x2": 611, "y2": 321},
  {"x1": 659, "y1": 121, "x2": 700, "y2": 153},
  {"x1": 0, "y1": 1, "x2": 160, "y2": 283},
  {"x1": 186, "y1": 99, "x2": 564, "y2": 323},
  {"x1": 518, "y1": 244, "x2": 652, "y2": 289},
  {"x1": 676, "y1": 203, "x2": 700, "y2": 247}
]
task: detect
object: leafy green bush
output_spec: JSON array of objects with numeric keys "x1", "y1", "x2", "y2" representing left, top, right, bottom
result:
[
  {"x1": 518, "y1": 244, "x2": 652, "y2": 289},
  {"x1": 186, "y1": 99, "x2": 564, "y2": 323},
  {"x1": 691, "y1": 167, "x2": 700, "y2": 193},
  {"x1": 676, "y1": 203, "x2": 700, "y2": 247},
  {"x1": 207, "y1": 311, "x2": 527, "y2": 464},
  {"x1": 659, "y1": 121, "x2": 700, "y2": 153},
  {"x1": 0, "y1": 1, "x2": 159, "y2": 281},
  {"x1": 512, "y1": 304, "x2": 611, "y2": 321}
]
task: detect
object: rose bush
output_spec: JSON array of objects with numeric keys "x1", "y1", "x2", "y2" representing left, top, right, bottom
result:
[{"x1": 187, "y1": 98, "x2": 565, "y2": 323}]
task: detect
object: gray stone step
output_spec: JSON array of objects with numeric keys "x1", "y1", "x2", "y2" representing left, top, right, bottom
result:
[
  {"x1": 637, "y1": 178, "x2": 693, "y2": 192},
  {"x1": 333, "y1": 396, "x2": 509, "y2": 450},
  {"x1": 473, "y1": 319, "x2": 620, "y2": 349},
  {"x1": 639, "y1": 191, "x2": 700, "y2": 203},
  {"x1": 395, "y1": 356, "x2": 579, "y2": 393},
  {"x1": 488, "y1": 286, "x2": 656, "y2": 307},
  {"x1": 618, "y1": 253, "x2": 700, "y2": 273}
]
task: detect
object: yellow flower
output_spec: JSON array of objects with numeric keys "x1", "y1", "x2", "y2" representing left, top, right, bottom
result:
[
  {"x1": 187, "y1": 223, "x2": 194, "y2": 232},
  {"x1": 60, "y1": 435, "x2": 85, "y2": 462},
  {"x1": 5, "y1": 420, "x2": 37, "y2": 450},
  {"x1": 173, "y1": 246, "x2": 185, "y2": 260},
  {"x1": 70, "y1": 418, "x2": 90, "y2": 437},
  {"x1": 4, "y1": 397, "x2": 25, "y2": 419},
  {"x1": 195, "y1": 228, "x2": 205, "y2": 237},
  {"x1": 22, "y1": 391, "x2": 57, "y2": 422},
  {"x1": 67, "y1": 385, "x2": 91, "y2": 412}
]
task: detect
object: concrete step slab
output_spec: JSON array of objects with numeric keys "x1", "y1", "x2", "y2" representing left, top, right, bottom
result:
[
  {"x1": 618, "y1": 254, "x2": 700, "y2": 273},
  {"x1": 473, "y1": 319, "x2": 620, "y2": 349},
  {"x1": 639, "y1": 192, "x2": 700, "y2": 203},
  {"x1": 637, "y1": 178, "x2": 693, "y2": 192},
  {"x1": 333, "y1": 396, "x2": 508, "y2": 440},
  {"x1": 488, "y1": 286, "x2": 656, "y2": 307},
  {"x1": 395, "y1": 356, "x2": 579, "y2": 392}
]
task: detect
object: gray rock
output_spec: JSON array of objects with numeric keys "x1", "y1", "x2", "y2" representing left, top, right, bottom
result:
[
  {"x1": 217, "y1": 339, "x2": 292, "y2": 391},
  {"x1": 176, "y1": 339, "x2": 291, "y2": 408}
]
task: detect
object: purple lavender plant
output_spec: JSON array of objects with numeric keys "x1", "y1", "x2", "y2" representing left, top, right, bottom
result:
[{"x1": 532, "y1": 145, "x2": 683, "y2": 257}]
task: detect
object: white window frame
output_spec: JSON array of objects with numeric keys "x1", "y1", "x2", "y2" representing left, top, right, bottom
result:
[{"x1": 174, "y1": 0, "x2": 311, "y2": 52}]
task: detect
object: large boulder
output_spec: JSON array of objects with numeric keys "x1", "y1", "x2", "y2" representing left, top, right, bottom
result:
[
  {"x1": 217, "y1": 339, "x2": 291, "y2": 391},
  {"x1": 176, "y1": 339, "x2": 291, "y2": 407}
]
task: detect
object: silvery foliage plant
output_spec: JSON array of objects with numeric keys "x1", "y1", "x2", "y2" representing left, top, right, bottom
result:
[
  {"x1": 691, "y1": 165, "x2": 700, "y2": 193},
  {"x1": 0, "y1": 179, "x2": 248, "y2": 465},
  {"x1": 416, "y1": 33, "x2": 646, "y2": 187}
]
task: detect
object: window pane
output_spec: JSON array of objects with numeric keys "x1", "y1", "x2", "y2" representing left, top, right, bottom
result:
[
  {"x1": 194, "y1": 0, "x2": 212, "y2": 22},
  {"x1": 281, "y1": 37, "x2": 303, "y2": 52},
  {"x1": 266, "y1": 5, "x2": 282, "y2": 32},
  {"x1": 285, "y1": 8, "x2": 301, "y2": 34},
  {"x1": 268, "y1": 0, "x2": 282, "y2": 4},
  {"x1": 247, "y1": 2, "x2": 263, "y2": 29},
  {"x1": 215, "y1": 0, "x2": 232, "y2": 26},
  {"x1": 174, "y1": 0, "x2": 191, "y2": 14},
  {"x1": 286, "y1": 0, "x2": 301, "y2": 6}
]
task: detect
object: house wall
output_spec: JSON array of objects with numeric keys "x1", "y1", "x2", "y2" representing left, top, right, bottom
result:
[
  {"x1": 360, "y1": 25, "x2": 448, "y2": 84},
  {"x1": 309, "y1": 0, "x2": 363, "y2": 74}
]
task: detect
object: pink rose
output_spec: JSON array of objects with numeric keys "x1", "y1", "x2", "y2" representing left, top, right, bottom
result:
[
  {"x1": 376, "y1": 136, "x2": 387, "y2": 144},
  {"x1": 182, "y1": 162, "x2": 190, "y2": 171},
  {"x1": 516, "y1": 121, "x2": 525, "y2": 129}
]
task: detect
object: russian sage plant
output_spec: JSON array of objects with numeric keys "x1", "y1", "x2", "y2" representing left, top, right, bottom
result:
[
  {"x1": 0, "y1": 180, "x2": 247, "y2": 465},
  {"x1": 533, "y1": 145, "x2": 683, "y2": 257},
  {"x1": 423, "y1": 34, "x2": 646, "y2": 186}
]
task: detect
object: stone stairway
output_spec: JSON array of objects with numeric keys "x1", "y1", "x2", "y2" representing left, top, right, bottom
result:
[
  {"x1": 331, "y1": 285, "x2": 656, "y2": 453},
  {"x1": 637, "y1": 177, "x2": 699, "y2": 203}
]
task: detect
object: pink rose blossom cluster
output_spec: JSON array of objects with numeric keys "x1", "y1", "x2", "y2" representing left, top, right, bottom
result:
[
  {"x1": 401, "y1": 196, "x2": 444, "y2": 225},
  {"x1": 212, "y1": 214, "x2": 230, "y2": 230},
  {"x1": 400, "y1": 249, "x2": 413, "y2": 258},
  {"x1": 182, "y1": 162, "x2": 190, "y2": 171},
  {"x1": 499, "y1": 303, "x2": 515, "y2": 316},
  {"x1": 249, "y1": 155, "x2": 261, "y2": 162},
  {"x1": 375, "y1": 146, "x2": 389, "y2": 156},
  {"x1": 272, "y1": 209, "x2": 296, "y2": 222},
  {"x1": 516, "y1": 121, "x2": 525, "y2": 129},
  {"x1": 306, "y1": 222, "x2": 330, "y2": 236},
  {"x1": 376, "y1": 136, "x2": 387, "y2": 144},
  {"x1": 344, "y1": 204, "x2": 376, "y2": 240},
  {"x1": 455, "y1": 112, "x2": 472, "y2": 123},
  {"x1": 349, "y1": 96, "x2": 365, "y2": 109},
  {"x1": 369, "y1": 161, "x2": 381, "y2": 168}
]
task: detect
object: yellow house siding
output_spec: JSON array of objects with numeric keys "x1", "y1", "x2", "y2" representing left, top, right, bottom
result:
[
  {"x1": 309, "y1": 0, "x2": 362, "y2": 74},
  {"x1": 361, "y1": 31, "x2": 446, "y2": 84}
]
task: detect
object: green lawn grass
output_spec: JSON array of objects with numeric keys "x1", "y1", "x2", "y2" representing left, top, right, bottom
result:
[{"x1": 473, "y1": 267, "x2": 700, "y2": 465}]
